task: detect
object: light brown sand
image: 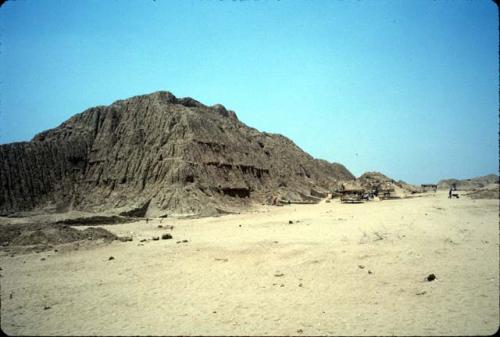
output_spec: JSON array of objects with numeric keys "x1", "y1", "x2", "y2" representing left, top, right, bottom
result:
[{"x1": 1, "y1": 191, "x2": 498, "y2": 336}]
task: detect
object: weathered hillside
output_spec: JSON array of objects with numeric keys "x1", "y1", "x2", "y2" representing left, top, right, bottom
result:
[
  {"x1": 352, "y1": 171, "x2": 420, "y2": 197},
  {"x1": 437, "y1": 174, "x2": 499, "y2": 191},
  {"x1": 1, "y1": 91, "x2": 354, "y2": 217}
]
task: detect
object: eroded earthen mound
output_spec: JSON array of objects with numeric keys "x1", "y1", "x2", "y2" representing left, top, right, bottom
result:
[
  {"x1": 437, "y1": 174, "x2": 499, "y2": 191},
  {"x1": 464, "y1": 183, "x2": 499, "y2": 199},
  {"x1": 346, "y1": 171, "x2": 420, "y2": 197},
  {"x1": 0, "y1": 91, "x2": 354, "y2": 217},
  {"x1": 0, "y1": 223, "x2": 118, "y2": 247}
]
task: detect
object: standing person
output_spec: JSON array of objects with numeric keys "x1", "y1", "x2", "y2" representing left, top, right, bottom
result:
[{"x1": 448, "y1": 186, "x2": 453, "y2": 199}]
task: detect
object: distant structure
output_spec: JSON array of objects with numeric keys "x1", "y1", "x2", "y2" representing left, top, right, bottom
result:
[{"x1": 421, "y1": 184, "x2": 437, "y2": 192}]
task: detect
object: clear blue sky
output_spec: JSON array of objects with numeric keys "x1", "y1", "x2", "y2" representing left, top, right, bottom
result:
[{"x1": 0, "y1": 0, "x2": 498, "y2": 184}]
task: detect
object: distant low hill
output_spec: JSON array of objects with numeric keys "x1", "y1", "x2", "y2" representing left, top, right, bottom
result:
[
  {"x1": 437, "y1": 174, "x2": 499, "y2": 191},
  {"x1": 464, "y1": 183, "x2": 499, "y2": 200},
  {"x1": 340, "y1": 171, "x2": 420, "y2": 197},
  {"x1": 360, "y1": 172, "x2": 420, "y2": 195}
]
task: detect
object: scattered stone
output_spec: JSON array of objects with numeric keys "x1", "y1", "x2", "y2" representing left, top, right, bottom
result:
[
  {"x1": 274, "y1": 272, "x2": 284, "y2": 277},
  {"x1": 274, "y1": 241, "x2": 279, "y2": 244},
  {"x1": 238, "y1": 224, "x2": 242, "y2": 227},
  {"x1": 118, "y1": 236, "x2": 133, "y2": 242},
  {"x1": 213, "y1": 311, "x2": 216, "y2": 314},
  {"x1": 140, "y1": 239, "x2": 147, "y2": 242},
  {"x1": 373, "y1": 232, "x2": 385, "y2": 241},
  {"x1": 40, "y1": 257, "x2": 46, "y2": 261},
  {"x1": 215, "y1": 258, "x2": 228, "y2": 262},
  {"x1": 426, "y1": 273, "x2": 436, "y2": 282},
  {"x1": 416, "y1": 290, "x2": 427, "y2": 296},
  {"x1": 43, "y1": 305, "x2": 51, "y2": 310},
  {"x1": 368, "y1": 270, "x2": 373, "y2": 275},
  {"x1": 182, "y1": 239, "x2": 188, "y2": 243},
  {"x1": 288, "y1": 220, "x2": 293, "y2": 224},
  {"x1": 280, "y1": 284, "x2": 285, "y2": 287},
  {"x1": 152, "y1": 236, "x2": 159, "y2": 241},
  {"x1": 161, "y1": 233, "x2": 172, "y2": 240},
  {"x1": 297, "y1": 329, "x2": 303, "y2": 333},
  {"x1": 108, "y1": 256, "x2": 115, "y2": 261},
  {"x1": 158, "y1": 225, "x2": 163, "y2": 228},
  {"x1": 298, "y1": 283, "x2": 303, "y2": 287},
  {"x1": 54, "y1": 249, "x2": 58, "y2": 252},
  {"x1": 358, "y1": 265, "x2": 365, "y2": 269}
]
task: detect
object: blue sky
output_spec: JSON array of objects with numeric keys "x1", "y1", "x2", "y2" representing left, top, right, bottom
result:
[{"x1": 0, "y1": 0, "x2": 498, "y2": 184}]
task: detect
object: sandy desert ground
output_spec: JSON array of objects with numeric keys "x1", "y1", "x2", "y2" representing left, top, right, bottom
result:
[{"x1": 1, "y1": 191, "x2": 498, "y2": 336}]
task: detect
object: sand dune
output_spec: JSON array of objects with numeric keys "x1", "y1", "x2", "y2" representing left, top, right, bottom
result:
[{"x1": 1, "y1": 191, "x2": 498, "y2": 336}]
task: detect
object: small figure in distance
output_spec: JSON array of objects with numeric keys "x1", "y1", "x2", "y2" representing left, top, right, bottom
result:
[{"x1": 448, "y1": 186, "x2": 452, "y2": 199}]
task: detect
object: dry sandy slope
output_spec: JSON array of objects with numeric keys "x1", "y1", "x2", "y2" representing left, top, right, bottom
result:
[{"x1": 1, "y1": 191, "x2": 498, "y2": 336}]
